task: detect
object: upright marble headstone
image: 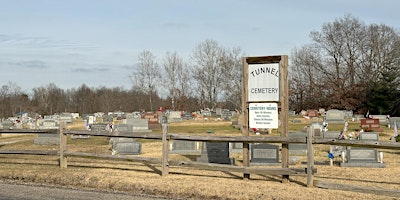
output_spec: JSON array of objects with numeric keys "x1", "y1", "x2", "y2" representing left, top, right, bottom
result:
[{"x1": 325, "y1": 109, "x2": 345, "y2": 124}]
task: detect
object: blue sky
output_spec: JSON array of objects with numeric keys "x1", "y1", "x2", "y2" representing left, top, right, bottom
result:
[{"x1": 1, "y1": 0, "x2": 399, "y2": 94}]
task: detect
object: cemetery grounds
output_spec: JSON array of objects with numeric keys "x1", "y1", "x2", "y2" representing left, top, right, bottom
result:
[{"x1": 0, "y1": 116, "x2": 399, "y2": 200}]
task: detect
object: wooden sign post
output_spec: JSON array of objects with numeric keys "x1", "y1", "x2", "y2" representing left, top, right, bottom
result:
[{"x1": 242, "y1": 55, "x2": 289, "y2": 182}]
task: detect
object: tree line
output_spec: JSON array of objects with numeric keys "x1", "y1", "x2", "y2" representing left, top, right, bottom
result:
[
  {"x1": 1, "y1": 15, "x2": 399, "y2": 119},
  {"x1": 290, "y1": 15, "x2": 400, "y2": 116}
]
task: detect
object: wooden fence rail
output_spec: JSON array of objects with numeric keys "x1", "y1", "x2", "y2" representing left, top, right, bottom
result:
[{"x1": 1, "y1": 123, "x2": 400, "y2": 196}]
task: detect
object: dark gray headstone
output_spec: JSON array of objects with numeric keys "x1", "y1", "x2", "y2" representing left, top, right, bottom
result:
[
  {"x1": 250, "y1": 143, "x2": 280, "y2": 165},
  {"x1": 197, "y1": 142, "x2": 232, "y2": 164}
]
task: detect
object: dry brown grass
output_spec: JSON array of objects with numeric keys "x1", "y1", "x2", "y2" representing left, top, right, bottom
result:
[{"x1": 0, "y1": 118, "x2": 399, "y2": 200}]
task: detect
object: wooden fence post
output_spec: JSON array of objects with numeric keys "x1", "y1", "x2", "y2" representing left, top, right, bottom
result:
[
  {"x1": 59, "y1": 121, "x2": 67, "y2": 169},
  {"x1": 161, "y1": 123, "x2": 169, "y2": 176},
  {"x1": 307, "y1": 125, "x2": 315, "y2": 187}
]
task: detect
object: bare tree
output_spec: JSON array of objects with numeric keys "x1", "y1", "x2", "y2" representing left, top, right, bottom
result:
[
  {"x1": 219, "y1": 47, "x2": 243, "y2": 109},
  {"x1": 132, "y1": 50, "x2": 160, "y2": 111},
  {"x1": 31, "y1": 83, "x2": 66, "y2": 115},
  {"x1": 162, "y1": 51, "x2": 193, "y2": 110},
  {"x1": 290, "y1": 15, "x2": 400, "y2": 113}
]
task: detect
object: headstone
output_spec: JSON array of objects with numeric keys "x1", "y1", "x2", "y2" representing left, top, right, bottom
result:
[
  {"x1": 323, "y1": 131, "x2": 342, "y2": 139},
  {"x1": 59, "y1": 113, "x2": 73, "y2": 123},
  {"x1": 221, "y1": 109, "x2": 232, "y2": 121},
  {"x1": 325, "y1": 109, "x2": 345, "y2": 124},
  {"x1": 170, "y1": 140, "x2": 201, "y2": 155},
  {"x1": 71, "y1": 134, "x2": 90, "y2": 139},
  {"x1": 342, "y1": 110, "x2": 354, "y2": 120},
  {"x1": 229, "y1": 142, "x2": 243, "y2": 154},
  {"x1": 166, "y1": 111, "x2": 182, "y2": 123},
  {"x1": 126, "y1": 118, "x2": 151, "y2": 132},
  {"x1": 38, "y1": 119, "x2": 59, "y2": 129},
  {"x1": 102, "y1": 115, "x2": 114, "y2": 123},
  {"x1": 358, "y1": 132, "x2": 379, "y2": 141},
  {"x1": 330, "y1": 145, "x2": 347, "y2": 157},
  {"x1": 340, "y1": 132, "x2": 385, "y2": 167},
  {"x1": 90, "y1": 123, "x2": 107, "y2": 131},
  {"x1": 288, "y1": 132, "x2": 307, "y2": 156},
  {"x1": 288, "y1": 110, "x2": 296, "y2": 116},
  {"x1": 196, "y1": 142, "x2": 233, "y2": 165},
  {"x1": 389, "y1": 117, "x2": 400, "y2": 129},
  {"x1": 113, "y1": 142, "x2": 142, "y2": 155},
  {"x1": 34, "y1": 119, "x2": 59, "y2": 145},
  {"x1": 142, "y1": 112, "x2": 159, "y2": 128},
  {"x1": 307, "y1": 110, "x2": 318, "y2": 118},
  {"x1": 372, "y1": 115, "x2": 388, "y2": 125},
  {"x1": 310, "y1": 122, "x2": 323, "y2": 138},
  {"x1": 1, "y1": 120, "x2": 14, "y2": 129},
  {"x1": 250, "y1": 143, "x2": 280, "y2": 166},
  {"x1": 360, "y1": 119, "x2": 382, "y2": 132}
]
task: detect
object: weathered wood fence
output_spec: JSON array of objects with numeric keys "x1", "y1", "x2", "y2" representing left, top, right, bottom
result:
[{"x1": 1, "y1": 122, "x2": 400, "y2": 197}]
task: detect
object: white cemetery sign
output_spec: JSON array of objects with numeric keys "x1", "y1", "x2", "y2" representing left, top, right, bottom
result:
[
  {"x1": 249, "y1": 103, "x2": 278, "y2": 129},
  {"x1": 248, "y1": 63, "x2": 280, "y2": 102}
]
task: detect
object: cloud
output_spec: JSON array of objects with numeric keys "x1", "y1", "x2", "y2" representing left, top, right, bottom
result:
[
  {"x1": 0, "y1": 34, "x2": 95, "y2": 50},
  {"x1": 9, "y1": 60, "x2": 48, "y2": 69},
  {"x1": 71, "y1": 67, "x2": 110, "y2": 73}
]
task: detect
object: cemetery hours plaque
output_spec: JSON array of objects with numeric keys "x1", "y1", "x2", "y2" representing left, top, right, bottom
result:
[{"x1": 249, "y1": 103, "x2": 279, "y2": 129}]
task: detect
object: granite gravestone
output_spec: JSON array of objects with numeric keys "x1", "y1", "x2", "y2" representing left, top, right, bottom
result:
[
  {"x1": 166, "y1": 111, "x2": 182, "y2": 123},
  {"x1": 360, "y1": 119, "x2": 382, "y2": 132},
  {"x1": 127, "y1": 119, "x2": 151, "y2": 132},
  {"x1": 112, "y1": 142, "x2": 142, "y2": 155},
  {"x1": 170, "y1": 140, "x2": 201, "y2": 155},
  {"x1": 372, "y1": 115, "x2": 388, "y2": 125},
  {"x1": 1, "y1": 120, "x2": 14, "y2": 129},
  {"x1": 389, "y1": 117, "x2": 400, "y2": 129},
  {"x1": 250, "y1": 143, "x2": 280, "y2": 166},
  {"x1": 229, "y1": 142, "x2": 243, "y2": 154},
  {"x1": 34, "y1": 119, "x2": 59, "y2": 145},
  {"x1": 340, "y1": 132, "x2": 385, "y2": 168},
  {"x1": 325, "y1": 109, "x2": 345, "y2": 124},
  {"x1": 196, "y1": 142, "x2": 233, "y2": 165},
  {"x1": 221, "y1": 109, "x2": 232, "y2": 121},
  {"x1": 288, "y1": 132, "x2": 307, "y2": 156}
]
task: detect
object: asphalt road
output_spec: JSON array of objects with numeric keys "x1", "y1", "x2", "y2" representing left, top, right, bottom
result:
[{"x1": 0, "y1": 181, "x2": 172, "y2": 200}]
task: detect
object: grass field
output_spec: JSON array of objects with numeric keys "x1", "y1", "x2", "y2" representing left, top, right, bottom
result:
[{"x1": 0, "y1": 116, "x2": 399, "y2": 200}]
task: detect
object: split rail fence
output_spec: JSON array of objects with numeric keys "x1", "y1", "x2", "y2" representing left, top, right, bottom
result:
[{"x1": 0, "y1": 122, "x2": 400, "y2": 197}]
